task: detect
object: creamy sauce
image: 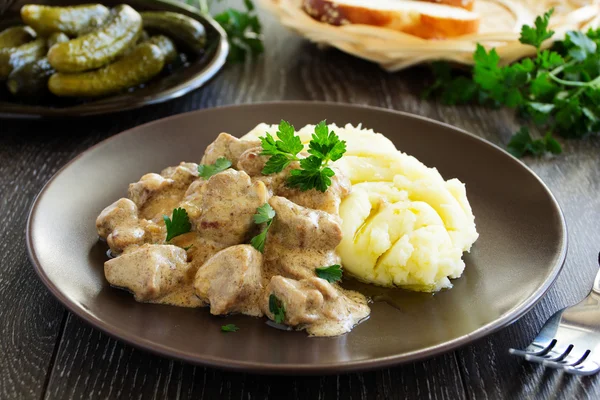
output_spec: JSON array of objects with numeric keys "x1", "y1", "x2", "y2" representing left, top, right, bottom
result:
[{"x1": 96, "y1": 133, "x2": 371, "y2": 337}]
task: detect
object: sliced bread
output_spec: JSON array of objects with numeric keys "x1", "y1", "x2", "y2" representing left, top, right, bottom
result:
[
  {"x1": 303, "y1": 0, "x2": 480, "y2": 39},
  {"x1": 423, "y1": 0, "x2": 474, "y2": 11}
]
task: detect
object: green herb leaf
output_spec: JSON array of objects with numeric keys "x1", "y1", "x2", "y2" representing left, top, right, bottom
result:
[
  {"x1": 519, "y1": 8, "x2": 555, "y2": 49},
  {"x1": 213, "y1": 1, "x2": 263, "y2": 63},
  {"x1": 259, "y1": 121, "x2": 303, "y2": 174},
  {"x1": 253, "y1": 203, "x2": 275, "y2": 224},
  {"x1": 287, "y1": 166, "x2": 335, "y2": 193},
  {"x1": 259, "y1": 120, "x2": 347, "y2": 192},
  {"x1": 198, "y1": 157, "x2": 232, "y2": 179},
  {"x1": 250, "y1": 203, "x2": 275, "y2": 252},
  {"x1": 286, "y1": 122, "x2": 346, "y2": 192},
  {"x1": 566, "y1": 31, "x2": 597, "y2": 61},
  {"x1": 507, "y1": 127, "x2": 562, "y2": 158},
  {"x1": 424, "y1": 11, "x2": 600, "y2": 154},
  {"x1": 163, "y1": 208, "x2": 192, "y2": 241},
  {"x1": 221, "y1": 324, "x2": 239, "y2": 332},
  {"x1": 315, "y1": 264, "x2": 343, "y2": 283},
  {"x1": 269, "y1": 294, "x2": 285, "y2": 324}
]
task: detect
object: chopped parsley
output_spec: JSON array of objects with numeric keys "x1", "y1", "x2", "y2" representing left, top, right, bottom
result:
[
  {"x1": 315, "y1": 264, "x2": 343, "y2": 283},
  {"x1": 221, "y1": 324, "x2": 239, "y2": 332},
  {"x1": 259, "y1": 120, "x2": 347, "y2": 192},
  {"x1": 163, "y1": 207, "x2": 191, "y2": 241},
  {"x1": 424, "y1": 8, "x2": 600, "y2": 157},
  {"x1": 507, "y1": 127, "x2": 562, "y2": 158},
  {"x1": 197, "y1": 157, "x2": 232, "y2": 179},
  {"x1": 250, "y1": 203, "x2": 275, "y2": 253},
  {"x1": 269, "y1": 294, "x2": 286, "y2": 324},
  {"x1": 187, "y1": 0, "x2": 263, "y2": 64}
]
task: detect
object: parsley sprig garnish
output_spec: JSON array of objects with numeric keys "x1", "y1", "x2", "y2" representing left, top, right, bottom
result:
[
  {"x1": 315, "y1": 265, "x2": 343, "y2": 283},
  {"x1": 164, "y1": 207, "x2": 191, "y2": 241},
  {"x1": 187, "y1": 0, "x2": 263, "y2": 63},
  {"x1": 507, "y1": 127, "x2": 561, "y2": 158},
  {"x1": 198, "y1": 157, "x2": 232, "y2": 179},
  {"x1": 221, "y1": 324, "x2": 239, "y2": 332},
  {"x1": 269, "y1": 294, "x2": 286, "y2": 324},
  {"x1": 250, "y1": 203, "x2": 275, "y2": 253},
  {"x1": 260, "y1": 120, "x2": 304, "y2": 174},
  {"x1": 424, "y1": 8, "x2": 600, "y2": 157},
  {"x1": 259, "y1": 120, "x2": 347, "y2": 192}
]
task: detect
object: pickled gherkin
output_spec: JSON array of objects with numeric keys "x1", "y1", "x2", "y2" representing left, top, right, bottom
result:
[
  {"x1": 47, "y1": 32, "x2": 69, "y2": 49},
  {"x1": 48, "y1": 4, "x2": 142, "y2": 73},
  {"x1": 0, "y1": 38, "x2": 46, "y2": 79},
  {"x1": 49, "y1": 42, "x2": 165, "y2": 97},
  {"x1": 0, "y1": 26, "x2": 36, "y2": 49},
  {"x1": 20, "y1": 4, "x2": 110, "y2": 36},
  {"x1": 7, "y1": 58, "x2": 54, "y2": 98},
  {"x1": 147, "y1": 35, "x2": 177, "y2": 64},
  {"x1": 141, "y1": 11, "x2": 206, "y2": 54}
]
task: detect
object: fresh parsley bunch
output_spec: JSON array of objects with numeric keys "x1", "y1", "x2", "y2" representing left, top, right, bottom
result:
[
  {"x1": 260, "y1": 120, "x2": 347, "y2": 192},
  {"x1": 186, "y1": 0, "x2": 263, "y2": 63},
  {"x1": 425, "y1": 9, "x2": 600, "y2": 157}
]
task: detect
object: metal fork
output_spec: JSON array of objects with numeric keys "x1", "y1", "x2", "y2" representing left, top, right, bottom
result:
[{"x1": 509, "y1": 253, "x2": 600, "y2": 376}]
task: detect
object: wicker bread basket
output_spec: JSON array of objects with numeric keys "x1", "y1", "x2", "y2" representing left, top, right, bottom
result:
[{"x1": 260, "y1": 0, "x2": 600, "y2": 71}]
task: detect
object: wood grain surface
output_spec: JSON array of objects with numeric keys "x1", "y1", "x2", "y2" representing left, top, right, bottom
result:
[{"x1": 1, "y1": 1, "x2": 600, "y2": 399}]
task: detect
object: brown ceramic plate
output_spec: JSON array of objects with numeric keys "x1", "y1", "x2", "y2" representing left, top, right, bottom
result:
[
  {"x1": 0, "y1": 0, "x2": 228, "y2": 118},
  {"x1": 26, "y1": 102, "x2": 567, "y2": 374}
]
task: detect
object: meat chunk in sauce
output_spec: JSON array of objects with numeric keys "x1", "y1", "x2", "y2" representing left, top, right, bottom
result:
[
  {"x1": 238, "y1": 148, "x2": 350, "y2": 214},
  {"x1": 127, "y1": 162, "x2": 199, "y2": 221},
  {"x1": 198, "y1": 169, "x2": 268, "y2": 245},
  {"x1": 194, "y1": 245, "x2": 264, "y2": 317},
  {"x1": 96, "y1": 198, "x2": 160, "y2": 255},
  {"x1": 105, "y1": 244, "x2": 191, "y2": 302},
  {"x1": 179, "y1": 180, "x2": 205, "y2": 221},
  {"x1": 200, "y1": 133, "x2": 260, "y2": 169},
  {"x1": 264, "y1": 196, "x2": 342, "y2": 280},
  {"x1": 128, "y1": 174, "x2": 181, "y2": 221},
  {"x1": 262, "y1": 276, "x2": 370, "y2": 336},
  {"x1": 275, "y1": 169, "x2": 351, "y2": 215},
  {"x1": 160, "y1": 162, "x2": 200, "y2": 188}
]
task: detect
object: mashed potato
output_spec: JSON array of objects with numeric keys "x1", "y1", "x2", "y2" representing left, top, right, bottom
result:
[{"x1": 242, "y1": 123, "x2": 478, "y2": 292}]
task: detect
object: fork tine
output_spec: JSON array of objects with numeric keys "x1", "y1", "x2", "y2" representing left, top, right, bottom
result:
[
  {"x1": 542, "y1": 349, "x2": 591, "y2": 370},
  {"x1": 524, "y1": 344, "x2": 574, "y2": 365},
  {"x1": 509, "y1": 339, "x2": 557, "y2": 358},
  {"x1": 563, "y1": 361, "x2": 600, "y2": 376}
]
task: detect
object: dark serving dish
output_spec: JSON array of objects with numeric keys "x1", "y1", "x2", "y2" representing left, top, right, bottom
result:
[
  {"x1": 27, "y1": 102, "x2": 567, "y2": 374},
  {"x1": 0, "y1": 0, "x2": 228, "y2": 118}
]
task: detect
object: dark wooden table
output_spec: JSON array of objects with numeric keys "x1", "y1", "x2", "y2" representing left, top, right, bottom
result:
[{"x1": 2, "y1": 2, "x2": 600, "y2": 399}]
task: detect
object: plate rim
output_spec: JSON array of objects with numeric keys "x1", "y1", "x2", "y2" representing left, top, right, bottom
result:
[
  {"x1": 0, "y1": 0, "x2": 229, "y2": 119},
  {"x1": 25, "y1": 101, "x2": 568, "y2": 374}
]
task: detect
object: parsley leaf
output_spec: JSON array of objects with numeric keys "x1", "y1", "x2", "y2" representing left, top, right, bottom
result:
[
  {"x1": 269, "y1": 294, "x2": 286, "y2": 324},
  {"x1": 424, "y1": 10, "x2": 600, "y2": 157},
  {"x1": 252, "y1": 203, "x2": 275, "y2": 224},
  {"x1": 286, "y1": 121, "x2": 347, "y2": 192},
  {"x1": 566, "y1": 31, "x2": 597, "y2": 61},
  {"x1": 315, "y1": 265, "x2": 343, "y2": 283},
  {"x1": 221, "y1": 324, "x2": 239, "y2": 332},
  {"x1": 163, "y1": 208, "x2": 192, "y2": 241},
  {"x1": 198, "y1": 157, "x2": 232, "y2": 179},
  {"x1": 250, "y1": 203, "x2": 275, "y2": 253},
  {"x1": 259, "y1": 120, "x2": 303, "y2": 175},
  {"x1": 507, "y1": 127, "x2": 562, "y2": 158},
  {"x1": 213, "y1": 0, "x2": 263, "y2": 63},
  {"x1": 519, "y1": 9, "x2": 554, "y2": 49},
  {"x1": 259, "y1": 120, "x2": 347, "y2": 192},
  {"x1": 186, "y1": 0, "x2": 263, "y2": 64}
]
